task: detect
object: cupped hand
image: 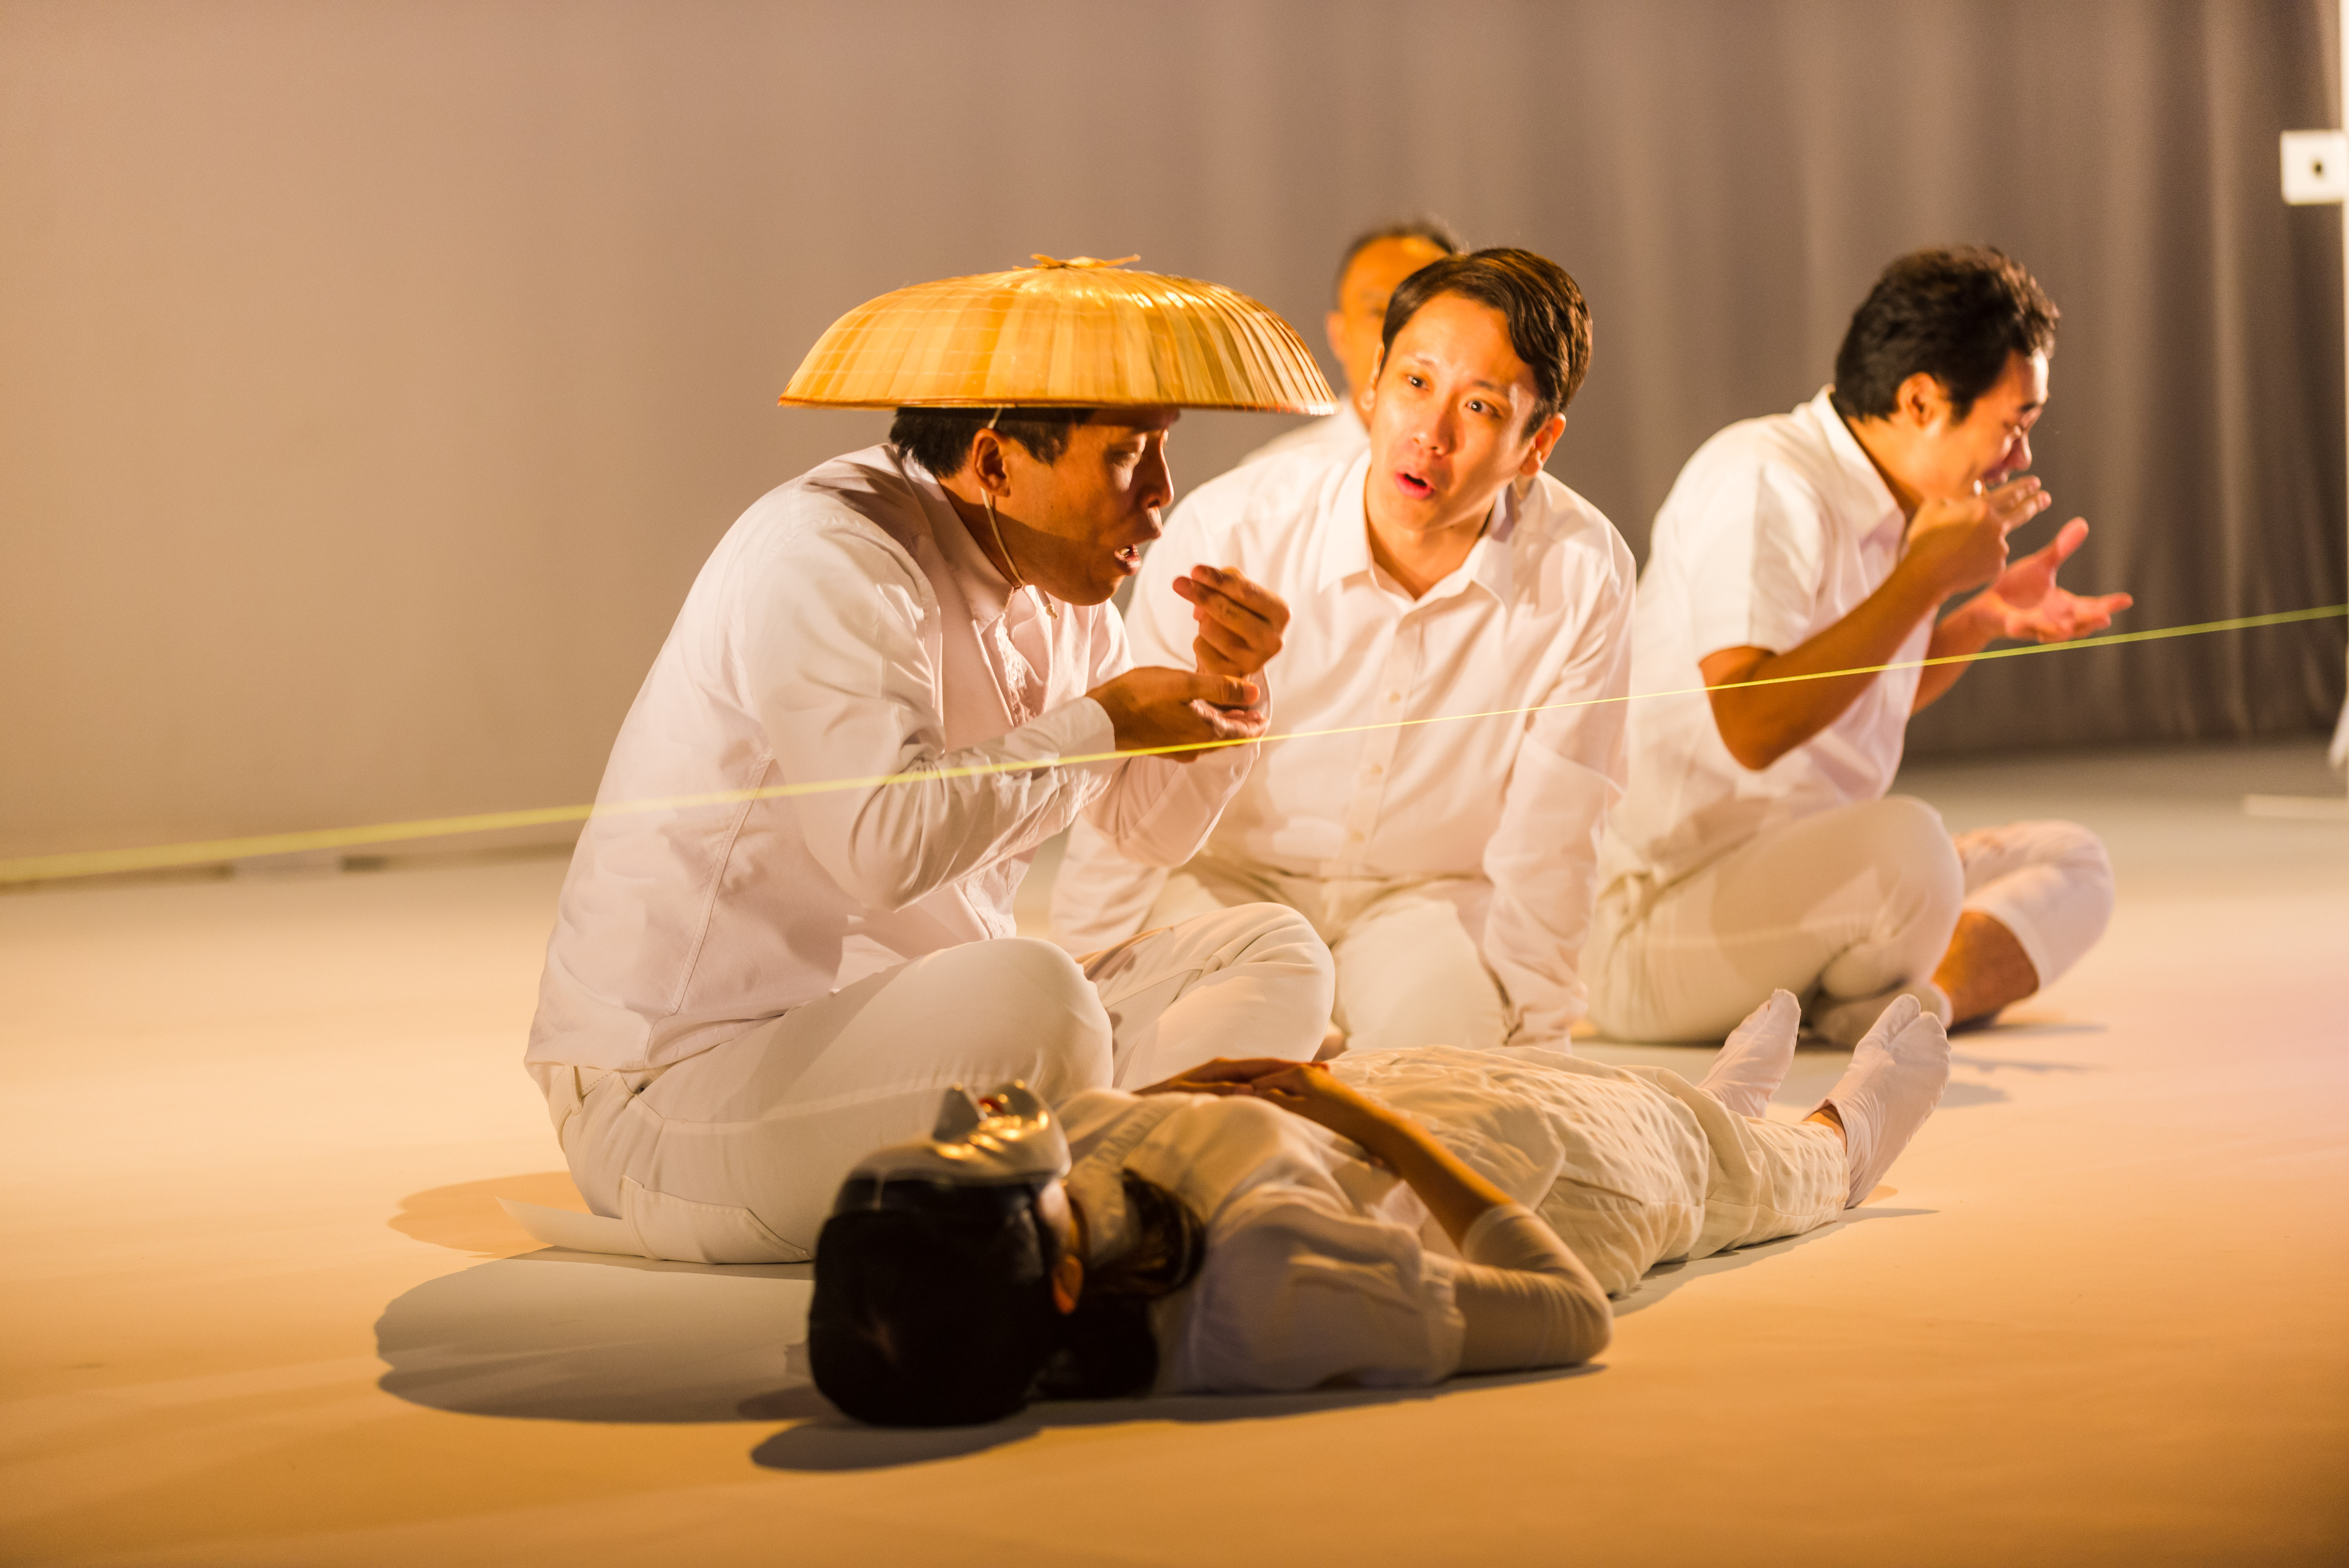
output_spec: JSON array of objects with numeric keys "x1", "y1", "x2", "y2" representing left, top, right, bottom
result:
[
  {"x1": 1170, "y1": 565, "x2": 1290, "y2": 678},
  {"x1": 1088, "y1": 666, "x2": 1265, "y2": 761},
  {"x1": 1973, "y1": 516, "x2": 2133, "y2": 643},
  {"x1": 1902, "y1": 477, "x2": 2050, "y2": 600}
]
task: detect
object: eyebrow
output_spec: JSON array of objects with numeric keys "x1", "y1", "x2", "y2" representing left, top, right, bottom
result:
[{"x1": 1398, "y1": 354, "x2": 1516, "y2": 397}]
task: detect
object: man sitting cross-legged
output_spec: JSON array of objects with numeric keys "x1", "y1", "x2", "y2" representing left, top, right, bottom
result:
[
  {"x1": 1586, "y1": 246, "x2": 2130, "y2": 1047},
  {"x1": 1053, "y1": 249, "x2": 1636, "y2": 1055}
]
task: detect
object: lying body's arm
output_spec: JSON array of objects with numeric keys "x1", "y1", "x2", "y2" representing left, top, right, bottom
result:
[{"x1": 1144, "y1": 1059, "x2": 1611, "y2": 1369}]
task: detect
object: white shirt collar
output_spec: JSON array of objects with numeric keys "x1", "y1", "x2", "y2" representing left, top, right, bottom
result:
[
  {"x1": 1315, "y1": 453, "x2": 1518, "y2": 604},
  {"x1": 1807, "y1": 386, "x2": 1905, "y2": 548}
]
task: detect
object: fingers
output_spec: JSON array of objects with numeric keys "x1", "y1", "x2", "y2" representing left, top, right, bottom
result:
[
  {"x1": 2046, "y1": 517, "x2": 2089, "y2": 561},
  {"x1": 1987, "y1": 478, "x2": 2051, "y2": 535},
  {"x1": 1177, "y1": 568, "x2": 1286, "y2": 670},
  {"x1": 1183, "y1": 672, "x2": 1262, "y2": 709},
  {"x1": 1182, "y1": 565, "x2": 1290, "y2": 631}
]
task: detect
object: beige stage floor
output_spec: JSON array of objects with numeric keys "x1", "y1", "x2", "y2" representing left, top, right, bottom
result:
[{"x1": 4, "y1": 741, "x2": 2345, "y2": 1566}]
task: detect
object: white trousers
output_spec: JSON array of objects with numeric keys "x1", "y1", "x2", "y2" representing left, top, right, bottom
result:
[
  {"x1": 545, "y1": 904, "x2": 1333, "y2": 1263},
  {"x1": 1146, "y1": 856, "x2": 1507, "y2": 1054},
  {"x1": 1586, "y1": 798, "x2": 2115, "y2": 1044}
]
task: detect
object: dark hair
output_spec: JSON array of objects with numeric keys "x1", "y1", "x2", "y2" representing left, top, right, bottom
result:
[
  {"x1": 888, "y1": 407, "x2": 1097, "y2": 479},
  {"x1": 1830, "y1": 247, "x2": 2058, "y2": 424},
  {"x1": 808, "y1": 1172, "x2": 1205, "y2": 1427},
  {"x1": 1334, "y1": 216, "x2": 1465, "y2": 301},
  {"x1": 1380, "y1": 248, "x2": 1592, "y2": 435}
]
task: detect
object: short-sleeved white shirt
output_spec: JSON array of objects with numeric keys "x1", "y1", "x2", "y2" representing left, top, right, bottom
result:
[{"x1": 1599, "y1": 388, "x2": 1921, "y2": 889}]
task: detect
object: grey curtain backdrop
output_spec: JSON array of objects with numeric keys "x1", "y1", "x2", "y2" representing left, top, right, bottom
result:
[{"x1": 2, "y1": 0, "x2": 2342, "y2": 856}]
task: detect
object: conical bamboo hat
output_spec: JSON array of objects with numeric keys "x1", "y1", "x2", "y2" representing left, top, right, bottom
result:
[{"x1": 779, "y1": 255, "x2": 1335, "y2": 413}]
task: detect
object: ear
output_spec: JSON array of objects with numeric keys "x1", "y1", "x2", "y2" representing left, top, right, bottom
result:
[
  {"x1": 1360, "y1": 342, "x2": 1388, "y2": 415},
  {"x1": 1522, "y1": 411, "x2": 1568, "y2": 474},
  {"x1": 1324, "y1": 308, "x2": 1347, "y2": 362},
  {"x1": 1050, "y1": 1249, "x2": 1084, "y2": 1315},
  {"x1": 968, "y1": 427, "x2": 1013, "y2": 498},
  {"x1": 1894, "y1": 372, "x2": 1950, "y2": 432}
]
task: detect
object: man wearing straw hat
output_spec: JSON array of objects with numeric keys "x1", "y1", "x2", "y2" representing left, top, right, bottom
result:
[
  {"x1": 1052, "y1": 248, "x2": 1636, "y2": 1058},
  {"x1": 515, "y1": 257, "x2": 1340, "y2": 1266}
]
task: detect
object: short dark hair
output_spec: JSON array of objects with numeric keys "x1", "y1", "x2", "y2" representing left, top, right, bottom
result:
[
  {"x1": 1333, "y1": 216, "x2": 1465, "y2": 301},
  {"x1": 1831, "y1": 248, "x2": 2058, "y2": 423},
  {"x1": 1379, "y1": 248, "x2": 1592, "y2": 434},
  {"x1": 888, "y1": 407, "x2": 1097, "y2": 479},
  {"x1": 808, "y1": 1172, "x2": 1204, "y2": 1427}
]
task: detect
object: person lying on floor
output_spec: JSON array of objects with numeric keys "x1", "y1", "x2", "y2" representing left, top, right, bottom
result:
[{"x1": 808, "y1": 989, "x2": 1951, "y2": 1425}]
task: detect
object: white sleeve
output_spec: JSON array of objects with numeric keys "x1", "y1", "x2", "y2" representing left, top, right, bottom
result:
[
  {"x1": 1685, "y1": 461, "x2": 1830, "y2": 659},
  {"x1": 738, "y1": 523, "x2": 1116, "y2": 914},
  {"x1": 1443, "y1": 1203, "x2": 1613, "y2": 1374},
  {"x1": 1479, "y1": 534, "x2": 1635, "y2": 1047},
  {"x1": 1158, "y1": 1188, "x2": 1465, "y2": 1395}
]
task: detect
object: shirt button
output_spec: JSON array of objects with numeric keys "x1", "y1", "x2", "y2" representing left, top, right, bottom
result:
[
  {"x1": 1347, "y1": 830, "x2": 1365, "y2": 843},
  {"x1": 1385, "y1": 691, "x2": 1402, "y2": 704},
  {"x1": 1365, "y1": 763, "x2": 1383, "y2": 777}
]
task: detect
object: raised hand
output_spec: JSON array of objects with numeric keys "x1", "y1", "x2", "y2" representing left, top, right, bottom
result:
[
  {"x1": 1899, "y1": 476, "x2": 2051, "y2": 601},
  {"x1": 1975, "y1": 517, "x2": 2133, "y2": 643},
  {"x1": 1171, "y1": 565, "x2": 1289, "y2": 678},
  {"x1": 1087, "y1": 666, "x2": 1266, "y2": 761}
]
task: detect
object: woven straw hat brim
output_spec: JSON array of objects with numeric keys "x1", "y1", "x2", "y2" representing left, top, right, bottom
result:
[{"x1": 779, "y1": 258, "x2": 1336, "y2": 414}]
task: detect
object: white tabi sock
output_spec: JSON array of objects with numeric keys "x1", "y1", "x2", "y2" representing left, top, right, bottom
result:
[
  {"x1": 1816, "y1": 994, "x2": 1952, "y2": 1207},
  {"x1": 1698, "y1": 989, "x2": 1800, "y2": 1118},
  {"x1": 1809, "y1": 979, "x2": 1953, "y2": 1050}
]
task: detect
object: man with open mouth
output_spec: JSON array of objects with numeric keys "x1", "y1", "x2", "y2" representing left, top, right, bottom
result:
[
  {"x1": 513, "y1": 258, "x2": 1344, "y2": 1267},
  {"x1": 1051, "y1": 248, "x2": 1636, "y2": 1058}
]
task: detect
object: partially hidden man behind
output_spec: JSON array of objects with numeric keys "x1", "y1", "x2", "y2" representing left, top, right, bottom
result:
[
  {"x1": 1588, "y1": 247, "x2": 2131, "y2": 1047},
  {"x1": 522, "y1": 260, "x2": 1342, "y2": 1265},
  {"x1": 1053, "y1": 249, "x2": 1635, "y2": 1055},
  {"x1": 1237, "y1": 217, "x2": 1463, "y2": 469}
]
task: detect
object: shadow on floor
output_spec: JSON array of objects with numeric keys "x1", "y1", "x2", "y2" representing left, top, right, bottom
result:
[
  {"x1": 1612, "y1": 1201, "x2": 1935, "y2": 1317},
  {"x1": 375, "y1": 1247, "x2": 814, "y2": 1422},
  {"x1": 389, "y1": 1170, "x2": 589, "y2": 1258},
  {"x1": 747, "y1": 1365, "x2": 1605, "y2": 1473}
]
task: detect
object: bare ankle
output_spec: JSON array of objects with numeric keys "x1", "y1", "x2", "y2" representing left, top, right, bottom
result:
[{"x1": 1804, "y1": 1101, "x2": 1846, "y2": 1147}]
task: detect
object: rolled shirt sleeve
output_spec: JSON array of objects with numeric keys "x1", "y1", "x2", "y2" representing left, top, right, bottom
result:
[{"x1": 1685, "y1": 464, "x2": 1831, "y2": 659}]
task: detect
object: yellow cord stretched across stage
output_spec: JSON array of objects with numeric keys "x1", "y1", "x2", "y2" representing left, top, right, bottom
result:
[{"x1": 4, "y1": 602, "x2": 2343, "y2": 887}]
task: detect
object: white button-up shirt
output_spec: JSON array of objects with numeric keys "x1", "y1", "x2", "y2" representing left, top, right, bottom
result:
[
  {"x1": 1053, "y1": 447, "x2": 1636, "y2": 1046},
  {"x1": 526, "y1": 445, "x2": 1251, "y2": 1077},
  {"x1": 1600, "y1": 388, "x2": 1921, "y2": 890}
]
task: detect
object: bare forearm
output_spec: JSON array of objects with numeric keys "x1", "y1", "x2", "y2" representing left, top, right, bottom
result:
[
  {"x1": 1911, "y1": 595, "x2": 2002, "y2": 712},
  {"x1": 1353, "y1": 1109, "x2": 1517, "y2": 1247},
  {"x1": 1705, "y1": 563, "x2": 1944, "y2": 769}
]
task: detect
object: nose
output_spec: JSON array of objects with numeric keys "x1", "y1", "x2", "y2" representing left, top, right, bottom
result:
[
  {"x1": 1413, "y1": 405, "x2": 1455, "y2": 456},
  {"x1": 1136, "y1": 440, "x2": 1174, "y2": 518},
  {"x1": 2003, "y1": 430, "x2": 2033, "y2": 477}
]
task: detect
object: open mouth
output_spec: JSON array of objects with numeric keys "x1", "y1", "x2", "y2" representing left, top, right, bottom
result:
[
  {"x1": 1392, "y1": 469, "x2": 1435, "y2": 501},
  {"x1": 1112, "y1": 544, "x2": 1143, "y2": 572}
]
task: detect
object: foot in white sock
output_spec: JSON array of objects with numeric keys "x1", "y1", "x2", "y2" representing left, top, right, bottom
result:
[
  {"x1": 1809, "y1": 980, "x2": 1953, "y2": 1049},
  {"x1": 1699, "y1": 989, "x2": 1800, "y2": 1118},
  {"x1": 1816, "y1": 994, "x2": 1952, "y2": 1207}
]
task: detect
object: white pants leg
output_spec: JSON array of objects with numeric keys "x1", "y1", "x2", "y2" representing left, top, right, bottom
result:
[
  {"x1": 1953, "y1": 820, "x2": 2115, "y2": 987},
  {"x1": 550, "y1": 908, "x2": 1330, "y2": 1261},
  {"x1": 1634, "y1": 1069, "x2": 1848, "y2": 1262},
  {"x1": 1146, "y1": 857, "x2": 1507, "y2": 1054},
  {"x1": 1586, "y1": 797, "x2": 1965, "y2": 1042}
]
